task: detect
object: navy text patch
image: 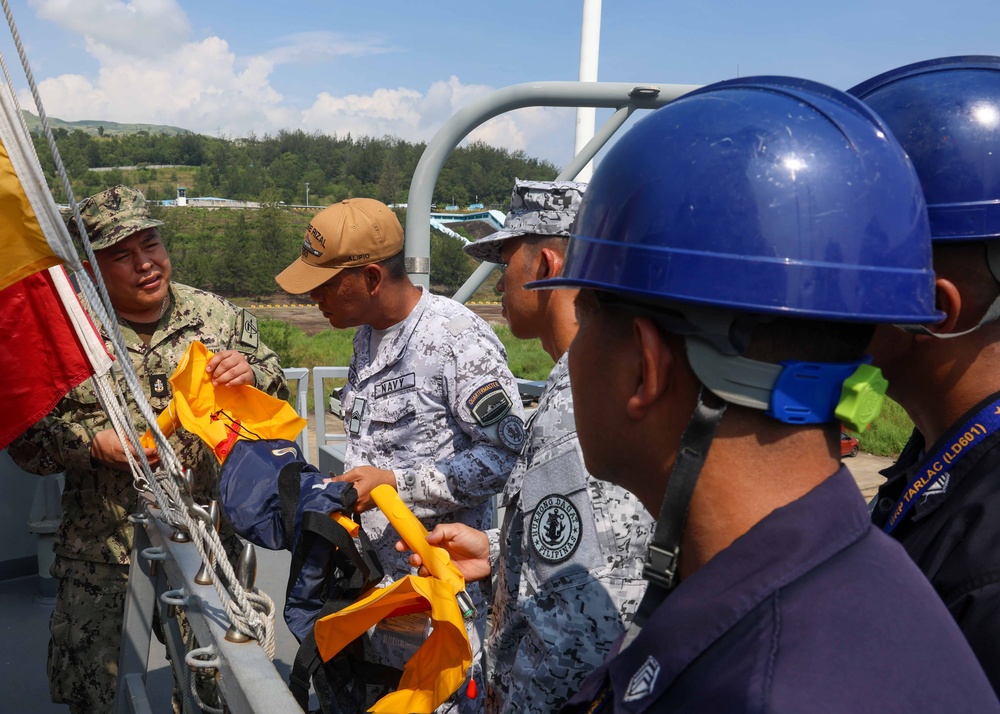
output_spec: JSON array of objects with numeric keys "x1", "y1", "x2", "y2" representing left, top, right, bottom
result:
[{"x1": 374, "y1": 373, "x2": 416, "y2": 399}]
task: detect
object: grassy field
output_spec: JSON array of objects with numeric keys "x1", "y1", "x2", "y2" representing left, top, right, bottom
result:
[{"x1": 848, "y1": 397, "x2": 914, "y2": 458}]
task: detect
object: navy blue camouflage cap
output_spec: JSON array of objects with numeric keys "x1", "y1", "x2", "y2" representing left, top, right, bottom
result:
[
  {"x1": 464, "y1": 178, "x2": 587, "y2": 263},
  {"x1": 67, "y1": 184, "x2": 164, "y2": 251}
]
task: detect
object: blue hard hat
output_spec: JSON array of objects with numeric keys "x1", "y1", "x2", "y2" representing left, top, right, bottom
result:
[
  {"x1": 849, "y1": 56, "x2": 1000, "y2": 242},
  {"x1": 531, "y1": 76, "x2": 941, "y2": 323}
]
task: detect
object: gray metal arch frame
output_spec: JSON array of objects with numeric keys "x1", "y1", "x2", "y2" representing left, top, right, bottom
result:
[{"x1": 402, "y1": 80, "x2": 703, "y2": 302}]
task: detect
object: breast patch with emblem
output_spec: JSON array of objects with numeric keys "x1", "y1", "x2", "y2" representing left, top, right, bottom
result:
[{"x1": 529, "y1": 494, "x2": 582, "y2": 563}]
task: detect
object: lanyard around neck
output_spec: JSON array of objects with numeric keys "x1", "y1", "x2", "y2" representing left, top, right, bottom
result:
[{"x1": 883, "y1": 397, "x2": 1000, "y2": 534}]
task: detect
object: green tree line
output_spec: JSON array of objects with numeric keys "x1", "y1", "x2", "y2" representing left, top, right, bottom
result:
[
  {"x1": 33, "y1": 128, "x2": 558, "y2": 208},
  {"x1": 151, "y1": 204, "x2": 488, "y2": 298}
]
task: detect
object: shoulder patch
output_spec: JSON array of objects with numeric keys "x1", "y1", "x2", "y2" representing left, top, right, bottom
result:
[
  {"x1": 446, "y1": 314, "x2": 474, "y2": 336},
  {"x1": 529, "y1": 494, "x2": 582, "y2": 563},
  {"x1": 466, "y1": 380, "x2": 512, "y2": 426},
  {"x1": 498, "y1": 414, "x2": 526, "y2": 453},
  {"x1": 239, "y1": 309, "x2": 259, "y2": 349}
]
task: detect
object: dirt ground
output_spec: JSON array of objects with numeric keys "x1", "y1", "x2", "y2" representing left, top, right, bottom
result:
[{"x1": 847, "y1": 451, "x2": 893, "y2": 501}]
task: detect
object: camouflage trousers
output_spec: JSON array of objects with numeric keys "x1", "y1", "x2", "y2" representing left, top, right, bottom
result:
[{"x1": 48, "y1": 557, "x2": 129, "y2": 714}]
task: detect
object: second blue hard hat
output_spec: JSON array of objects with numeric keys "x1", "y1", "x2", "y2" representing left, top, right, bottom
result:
[
  {"x1": 531, "y1": 76, "x2": 941, "y2": 324},
  {"x1": 850, "y1": 55, "x2": 1000, "y2": 243}
]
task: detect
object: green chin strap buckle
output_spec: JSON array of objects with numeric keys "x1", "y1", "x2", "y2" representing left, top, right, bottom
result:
[{"x1": 835, "y1": 363, "x2": 888, "y2": 432}]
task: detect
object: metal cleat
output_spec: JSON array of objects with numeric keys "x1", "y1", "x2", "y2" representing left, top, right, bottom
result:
[
  {"x1": 192, "y1": 502, "x2": 220, "y2": 585},
  {"x1": 225, "y1": 544, "x2": 258, "y2": 643}
]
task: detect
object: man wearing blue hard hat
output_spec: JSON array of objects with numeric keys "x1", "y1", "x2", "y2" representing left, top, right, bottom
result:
[
  {"x1": 531, "y1": 77, "x2": 997, "y2": 711},
  {"x1": 851, "y1": 56, "x2": 1000, "y2": 692}
]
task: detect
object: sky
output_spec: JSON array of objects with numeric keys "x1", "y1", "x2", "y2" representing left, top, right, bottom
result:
[{"x1": 2, "y1": 0, "x2": 1000, "y2": 171}]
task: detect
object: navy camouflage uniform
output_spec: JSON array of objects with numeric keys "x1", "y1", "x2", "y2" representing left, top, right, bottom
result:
[
  {"x1": 340, "y1": 286, "x2": 524, "y2": 712},
  {"x1": 486, "y1": 353, "x2": 652, "y2": 712},
  {"x1": 8, "y1": 281, "x2": 287, "y2": 713},
  {"x1": 461, "y1": 177, "x2": 653, "y2": 710}
]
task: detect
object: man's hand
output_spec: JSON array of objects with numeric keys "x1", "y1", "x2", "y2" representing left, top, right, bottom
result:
[
  {"x1": 206, "y1": 350, "x2": 256, "y2": 387},
  {"x1": 396, "y1": 523, "x2": 492, "y2": 583},
  {"x1": 330, "y1": 465, "x2": 397, "y2": 512},
  {"x1": 90, "y1": 429, "x2": 158, "y2": 471}
]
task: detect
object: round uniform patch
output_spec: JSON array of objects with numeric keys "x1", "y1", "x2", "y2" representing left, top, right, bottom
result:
[
  {"x1": 498, "y1": 414, "x2": 526, "y2": 452},
  {"x1": 529, "y1": 495, "x2": 582, "y2": 563}
]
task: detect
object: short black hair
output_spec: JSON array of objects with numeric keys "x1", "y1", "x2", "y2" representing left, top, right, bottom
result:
[
  {"x1": 376, "y1": 250, "x2": 407, "y2": 280},
  {"x1": 744, "y1": 317, "x2": 874, "y2": 365}
]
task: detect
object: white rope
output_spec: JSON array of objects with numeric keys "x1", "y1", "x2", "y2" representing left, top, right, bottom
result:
[{"x1": 0, "y1": 0, "x2": 276, "y2": 671}]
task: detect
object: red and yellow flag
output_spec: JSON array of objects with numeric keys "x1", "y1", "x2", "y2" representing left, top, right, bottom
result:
[
  {"x1": 0, "y1": 266, "x2": 111, "y2": 449},
  {"x1": 0, "y1": 139, "x2": 62, "y2": 291}
]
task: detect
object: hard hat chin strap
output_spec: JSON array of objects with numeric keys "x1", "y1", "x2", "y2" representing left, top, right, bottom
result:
[
  {"x1": 686, "y1": 337, "x2": 885, "y2": 432},
  {"x1": 622, "y1": 324, "x2": 886, "y2": 648},
  {"x1": 622, "y1": 385, "x2": 727, "y2": 650}
]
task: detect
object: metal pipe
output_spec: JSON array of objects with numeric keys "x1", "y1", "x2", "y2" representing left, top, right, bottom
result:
[
  {"x1": 558, "y1": 104, "x2": 634, "y2": 182},
  {"x1": 574, "y1": 0, "x2": 602, "y2": 182},
  {"x1": 450, "y1": 260, "x2": 502, "y2": 306},
  {"x1": 405, "y1": 81, "x2": 698, "y2": 289}
]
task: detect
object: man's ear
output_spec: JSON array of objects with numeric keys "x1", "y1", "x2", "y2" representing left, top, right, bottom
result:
[
  {"x1": 363, "y1": 264, "x2": 384, "y2": 297},
  {"x1": 626, "y1": 317, "x2": 673, "y2": 419},
  {"x1": 537, "y1": 246, "x2": 565, "y2": 279},
  {"x1": 926, "y1": 278, "x2": 962, "y2": 336}
]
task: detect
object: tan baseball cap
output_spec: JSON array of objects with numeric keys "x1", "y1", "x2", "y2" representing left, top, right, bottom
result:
[{"x1": 275, "y1": 198, "x2": 404, "y2": 294}]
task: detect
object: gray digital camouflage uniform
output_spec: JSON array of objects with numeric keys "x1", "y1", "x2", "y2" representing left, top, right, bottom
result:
[
  {"x1": 8, "y1": 281, "x2": 287, "y2": 713},
  {"x1": 485, "y1": 352, "x2": 653, "y2": 713},
  {"x1": 340, "y1": 287, "x2": 524, "y2": 712}
]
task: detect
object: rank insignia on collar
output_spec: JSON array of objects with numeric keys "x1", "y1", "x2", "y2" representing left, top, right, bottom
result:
[
  {"x1": 150, "y1": 373, "x2": 169, "y2": 398},
  {"x1": 623, "y1": 656, "x2": 661, "y2": 702}
]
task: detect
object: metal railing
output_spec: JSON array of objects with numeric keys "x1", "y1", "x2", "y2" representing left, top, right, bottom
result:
[
  {"x1": 312, "y1": 366, "x2": 350, "y2": 476},
  {"x1": 402, "y1": 80, "x2": 701, "y2": 300},
  {"x1": 283, "y1": 367, "x2": 310, "y2": 460},
  {"x1": 115, "y1": 513, "x2": 300, "y2": 714}
]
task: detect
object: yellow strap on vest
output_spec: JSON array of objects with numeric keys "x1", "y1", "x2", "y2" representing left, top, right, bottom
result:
[{"x1": 313, "y1": 484, "x2": 474, "y2": 712}]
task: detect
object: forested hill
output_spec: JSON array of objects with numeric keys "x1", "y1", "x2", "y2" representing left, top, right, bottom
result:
[{"x1": 28, "y1": 119, "x2": 559, "y2": 209}]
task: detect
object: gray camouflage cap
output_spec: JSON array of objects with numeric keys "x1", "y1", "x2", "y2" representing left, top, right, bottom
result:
[
  {"x1": 67, "y1": 184, "x2": 164, "y2": 251},
  {"x1": 464, "y1": 178, "x2": 587, "y2": 263}
]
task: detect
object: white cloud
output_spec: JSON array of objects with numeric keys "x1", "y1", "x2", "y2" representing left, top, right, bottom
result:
[
  {"x1": 21, "y1": 3, "x2": 573, "y2": 165},
  {"x1": 28, "y1": 0, "x2": 189, "y2": 58},
  {"x1": 28, "y1": 36, "x2": 290, "y2": 133},
  {"x1": 263, "y1": 32, "x2": 395, "y2": 66},
  {"x1": 302, "y1": 76, "x2": 575, "y2": 166}
]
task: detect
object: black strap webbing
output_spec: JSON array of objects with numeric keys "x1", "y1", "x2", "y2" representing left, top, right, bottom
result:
[
  {"x1": 284, "y1": 501, "x2": 391, "y2": 713},
  {"x1": 628, "y1": 387, "x2": 727, "y2": 639},
  {"x1": 277, "y1": 462, "x2": 305, "y2": 548}
]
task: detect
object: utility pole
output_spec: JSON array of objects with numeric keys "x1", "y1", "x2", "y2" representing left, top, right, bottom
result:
[
  {"x1": 305, "y1": 182, "x2": 310, "y2": 207},
  {"x1": 574, "y1": 0, "x2": 602, "y2": 182}
]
